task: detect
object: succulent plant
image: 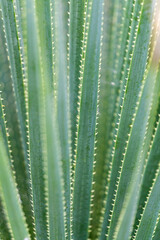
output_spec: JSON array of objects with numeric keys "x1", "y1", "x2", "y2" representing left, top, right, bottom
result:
[{"x1": 0, "y1": 0, "x2": 160, "y2": 239}]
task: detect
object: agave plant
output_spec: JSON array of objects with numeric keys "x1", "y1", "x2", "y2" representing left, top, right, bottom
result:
[{"x1": 0, "y1": 0, "x2": 160, "y2": 239}]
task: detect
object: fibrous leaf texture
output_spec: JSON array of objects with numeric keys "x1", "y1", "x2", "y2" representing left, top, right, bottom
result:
[{"x1": 0, "y1": 0, "x2": 160, "y2": 239}]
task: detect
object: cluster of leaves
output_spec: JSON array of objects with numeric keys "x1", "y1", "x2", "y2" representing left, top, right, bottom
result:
[{"x1": 0, "y1": 0, "x2": 160, "y2": 239}]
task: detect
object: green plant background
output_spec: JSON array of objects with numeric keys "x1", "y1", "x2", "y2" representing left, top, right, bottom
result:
[{"x1": 0, "y1": 0, "x2": 160, "y2": 239}]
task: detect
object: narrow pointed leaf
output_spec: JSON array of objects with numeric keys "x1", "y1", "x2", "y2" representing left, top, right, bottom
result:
[
  {"x1": 72, "y1": 0, "x2": 104, "y2": 239},
  {"x1": 69, "y1": 0, "x2": 87, "y2": 160},
  {"x1": 152, "y1": 217, "x2": 160, "y2": 240},
  {"x1": 135, "y1": 168, "x2": 160, "y2": 240},
  {"x1": 0, "y1": 4, "x2": 35, "y2": 237},
  {"x1": 90, "y1": 0, "x2": 135, "y2": 237},
  {"x1": 35, "y1": 0, "x2": 66, "y2": 238},
  {"x1": 25, "y1": 0, "x2": 48, "y2": 238},
  {"x1": 46, "y1": 101, "x2": 65, "y2": 240},
  {"x1": 101, "y1": 0, "x2": 154, "y2": 238},
  {"x1": 51, "y1": 0, "x2": 71, "y2": 237},
  {"x1": 0, "y1": 132, "x2": 29, "y2": 240},
  {"x1": 113, "y1": 62, "x2": 160, "y2": 240}
]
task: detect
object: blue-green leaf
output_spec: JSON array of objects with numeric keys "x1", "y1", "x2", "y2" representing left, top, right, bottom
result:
[
  {"x1": 72, "y1": 0, "x2": 104, "y2": 239},
  {"x1": 113, "y1": 61, "x2": 160, "y2": 240},
  {"x1": 0, "y1": 2, "x2": 35, "y2": 237},
  {"x1": 0, "y1": 132, "x2": 29, "y2": 240},
  {"x1": 50, "y1": 0, "x2": 71, "y2": 237},
  {"x1": 101, "y1": 0, "x2": 154, "y2": 238},
  {"x1": 25, "y1": 0, "x2": 48, "y2": 238}
]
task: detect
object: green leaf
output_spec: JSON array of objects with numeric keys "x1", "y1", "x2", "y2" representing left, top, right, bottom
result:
[
  {"x1": 50, "y1": 0, "x2": 71, "y2": 237},
  {"x1": 72, "y1": 0, "x2": 104, "y2": 239},
  {"x1": 134, "y1": 167, "x2": 160, "y2": 240},
  {"x1": 132, "y1": 65, "x2": 160, "y2": 236},
  {"x1": 45, "y1": 100, "x2": 66, "y2": 240},
  {"x1": 0, "y1": 92, "x2": 10, "y2": 159},
  {"x1": 89, "y1": 0, "x2": 135, "y2": 238},
  {"x1": 35, "y1": 0, "x2": 66, "y2": 238},
  {"x1": 0, "y1": 95, "x2": 12, "y2": 240},
  {"x1": 25, "y1": 0, "x2": 48, "y2": 238},
  {"x1": 152, "y1": 216, "x2": 160, "y2": 240},
  {"x1": 0, "y1": 3, "x2": 35, "y2": 237},
  {"x1": 0, "y1": 132, "x2": 29, "y2": 240},
  {"x1": 100, "y1": 0, "x2": 154, "y2": 238},
  {"x1": 0, "y1": 0, "x2": 28, "y2": 168},
  {"x1": 0, "y1": 197, "x2": 11, "y2": 240},
  {"x1": 113, "y1": 61, "x2": 160, "y2": 240},
  {"x1": 69, "y1": 0, "x2": 87, "y2": 161},
  {"x1": 114, "y1": 173, "x2": 141, "y2": 240}
]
